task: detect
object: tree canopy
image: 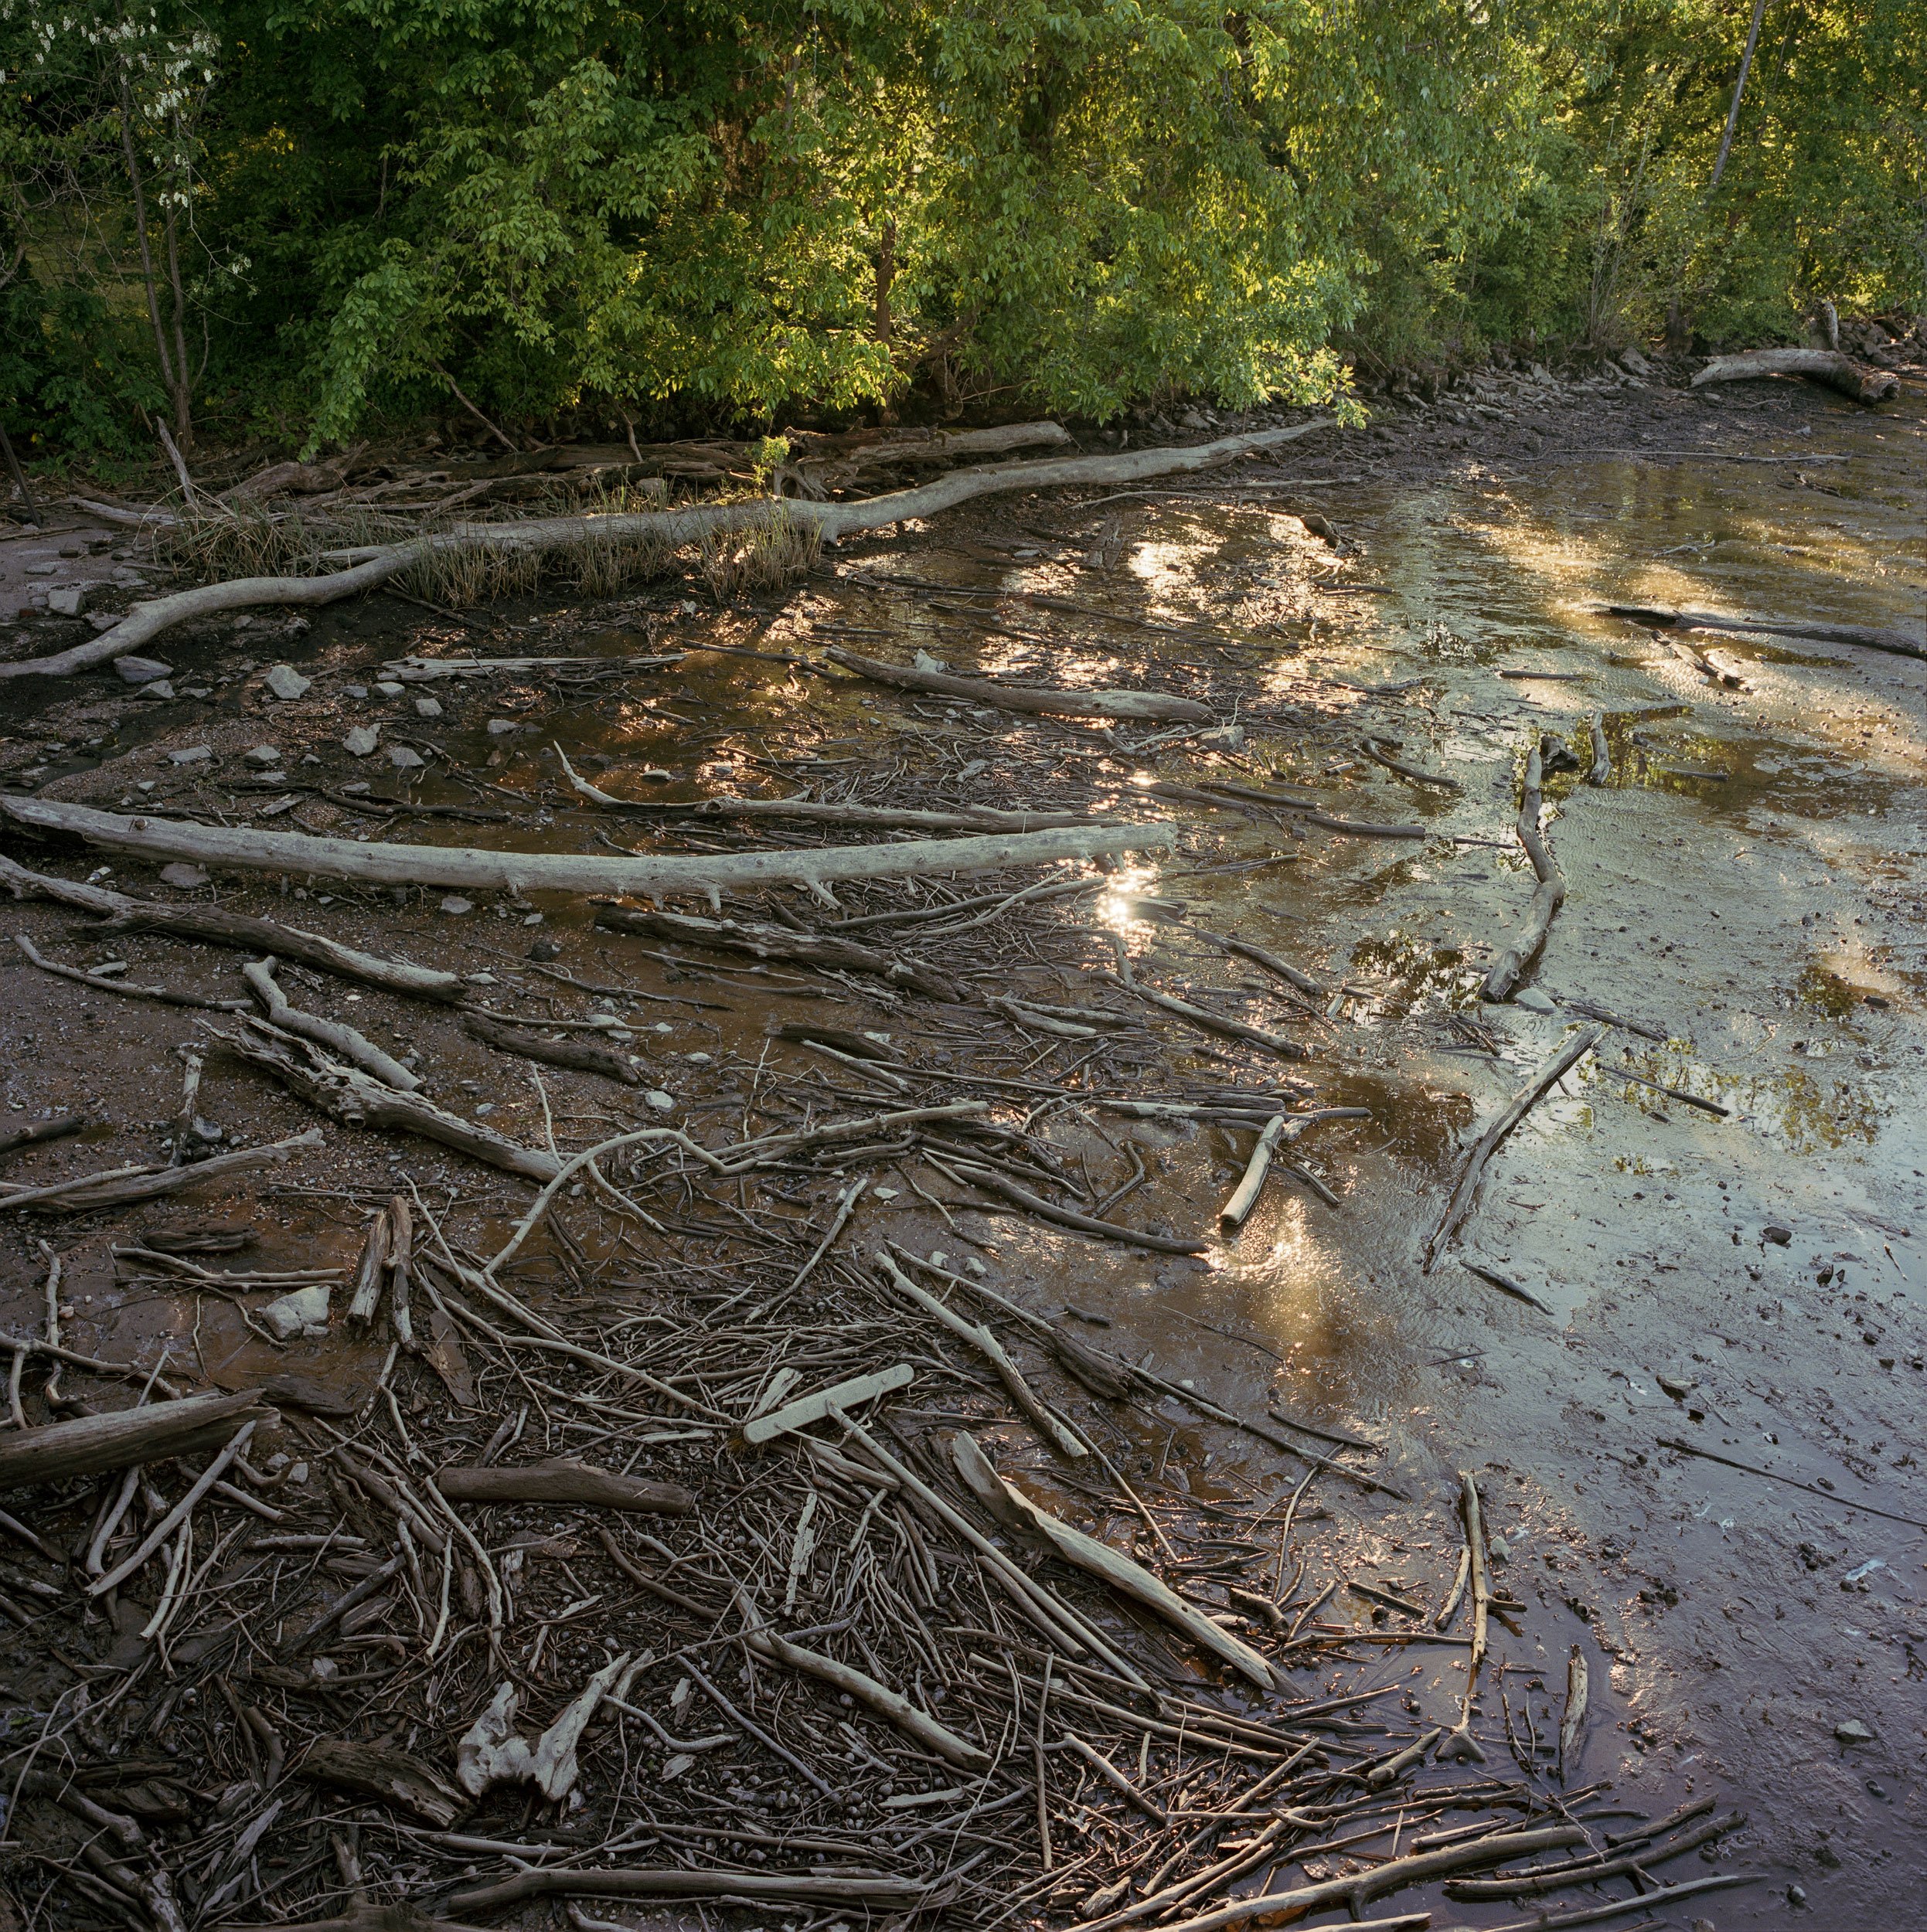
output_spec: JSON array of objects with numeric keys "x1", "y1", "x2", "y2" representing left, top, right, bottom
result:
[{"x1": 3, "y1": 0, "x2": 1922, "y2": 453}]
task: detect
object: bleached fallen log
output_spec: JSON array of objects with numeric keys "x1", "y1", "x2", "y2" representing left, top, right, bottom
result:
[
  {"x1": 1690, "y1": 347, "x2": 1899, "y2": 405},
  {"x1": 0, "y1": 796, "x2": 1172, "y2": 906},
  {"x1": 642, "y1": 793, "x2": 1093, "y2": 834},
  {"x1": 947, "y1": 1431, "x2": 1279, "y2": 1691},
  {"x1": 825, "y1": 647, "x2": 1211, "y2": 724},
  {"x1": 243, "y1": 957, "x2": 420, "y2": 1090},
  {"x1": 0, "y1": 852, "x2": 468, "y2": 1002},
  {"x1": 744, "y1": 1625, "x2": 989, "y2": 1769},
  {"x1": 5, "y1": 420, "x2": 1329, "y2": 680},
  {"x1": 214, "y1": 1017, "x2": 560, "y2": 1181},
  {"x1": 742, "y1": 1363, "x2": 914, "y2": 1444}
]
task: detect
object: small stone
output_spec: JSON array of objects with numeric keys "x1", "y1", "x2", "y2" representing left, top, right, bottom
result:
[
  {"x1": 964, "y1": 1257, "x2": 988, "y2": 1277},
  {"x1": 167, "y1": 745, "x2": 213, "y2": 766},
  {"x1": 375, "y1": 680, "x2": 404, "y2": 697},
  {"x1": 244, "y1": 744, "x2": 282, "y2": 767},
  {"x1": 1763, "y1": 1225, "x2": 1793, "y2": 1246},
  {"x1": 1487, "y1": 1536, "x2": 1510, "y2": 1564},
  {"x1": 414, "y1": 696, "x2": 443, "y2": 718},
  {"x1": 388, "y1": 745, "x2": 424, "y2": 769},
  {"x1": 1513, "y1": 987, "x2": 1556, "y2": 1014},
  {"x1": 1656, "y1": 1372, "x2": 1692, "y2": 1400},
  {"x1": 22, "y1": 561, "x2": 56, "y2": 577},
  {"x1": 1620, "y1": 347, "x2": 1654, "y2": 376},
  {"x1": 1833, "y1": 1718, "x2": 1874, "y2": 1744},
  {"x1": 645, "y1": 1089, "x2": 675, "y2": 1111},
  {"x1": 872, "y1": 1186, "x2": 899, "y2": 1200},
  {"x1": 528, "y1": 939, "x2": 562, "y2": 961},
  {"x1": 47, "y1": 584, "x2": 101, "y2": 617},
  {"x1": 486, "y1": 717, "x2": 519, "y2": 735},
  {"x1": 137, "y1": 682, "x2": 175, "y2": 700},
  {"x1": 263, "y1": 663, "x2": 312, "y2": 700},
  {"x1": 474, "y1": 1102, "x2": 495, "y2": 1117},
  {"x1": 158, "y1": 864, "x2": 209, "y2": 889},
  {"x1": 465, "y1": 971, "x2": 498, "y2": 985},
  {"x1": 339, "y1": 781, "x2": 372, "y2": 795},
  {"x1": 342, "y1": 726, "x2": 380, "y2": 757},
  {"x1": 1197, "y1": 724, "x2": 1245, "y2": 750},
  {"x1": 1787, "y1": 1884, "x2": 1808, "y2": 1906},
  {"x1": 913, "y1": 649, "x2": 948, "y2": 672},
  {"x1": 114, "y1": 656, "x2": 173, "y2": 685},
  {"x1": 439, "y1": 896, "x2": 475, "y2": 915},
  {"x1": 521, "y1": 912, "x2": 543, "y2": 926},
  {"x1": 343, "y1": 683, "x2": 369, "y2": 699},
  {"x1": 260, "y1": 1284, "x2": 331, "y2": 1340}
]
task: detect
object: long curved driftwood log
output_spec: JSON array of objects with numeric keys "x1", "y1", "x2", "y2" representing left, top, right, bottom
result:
[
  {"x1": 1483, "y1": 743, "x2": 1564, "y2": 1002},
  {"x1": 1600, "y1": 602, "x2": 1926, "y2": 664},
  {"x1": 1690, "y1": 348, "x2": 1899, "y2": 405},
  {"x1": 2, "y1": 420, "x2": 1331, "y2": 681},
  {"x1": 0, "y1": 796, "x2": 1172, "y2": 904},
  {"x1": 824, "y1": 646, "x2": 1212, "y2": 723}
]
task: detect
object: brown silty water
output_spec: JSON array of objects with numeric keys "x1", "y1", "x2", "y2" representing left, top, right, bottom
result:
[{"x1": 1, "y1": 374, "x2": 1923, "y2": 1923}]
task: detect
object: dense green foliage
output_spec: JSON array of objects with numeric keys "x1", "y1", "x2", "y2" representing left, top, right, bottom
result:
[{"x1": 3, "y1": 0, "x2": 1922, "y2": 456}]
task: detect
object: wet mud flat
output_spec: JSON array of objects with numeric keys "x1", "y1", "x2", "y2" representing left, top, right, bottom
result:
[{"x1": 0, "y1": 366, "x2": 1923, "y2": 1932}]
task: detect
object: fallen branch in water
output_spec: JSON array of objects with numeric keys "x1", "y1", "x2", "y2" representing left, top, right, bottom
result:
[
  {"x1": 1424, "y1": 1025, "x2": 1603, "y2": 1269},
  {"x1": 1483, "y1": 742, "x2": 1564, "y2": 1002},
  {"x1": 1690, "y1": 347, "x2": 1899, "y2": 405},
  {"x1": 3, "y1": 421, "x2": 1332, "y2": 680},
  {"x1": 1598, "y1": 601, "x2": 1926, "y2": 664},
  {"x1": 1, "y1": 795, "x2": 1173, "y2": 908},
  {"x1": 824, "y1": 646, "x2": 1211, "y2": 723}
]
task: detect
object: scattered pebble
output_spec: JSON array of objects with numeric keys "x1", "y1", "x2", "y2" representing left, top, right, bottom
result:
[
  {"x1": 263, "y1": 663, "x2": 311, "y2": 700},
  {"x1": 1833, "y1": 1718, "x2": 1874, "y2": 1744},
  {"x1": 1513, "y1": 988, "x2": 1556, "y2": 1014},
  {"x1": 415, "y1": 696, "x2": 443, "y2": 718},
  {"x1": 158, "y1": 864, "x2": 209, "y2": 889},
  {"x1": 167, "y1": 745, "x2": 213, "y2": 765},
  {"x1": 1763, "y1": 1225, "x2": 1793, "y2": 1245},
  {"x1": 244, "y1": 745, "x2": 282, "y2": 767},
  {"x1": 389, "y1": 745, "x2": 424, "y2": 769},
  {"x1": 342, "y1": 726, "x2": 380, "y2": 757},
  {"x1": 440, "y1": 896, "x2": 475, "y2": 915},
  {"x1": 115, "y1": 655, "x2": 173, "y2": 685},
  {"x1": 487, "y1": 718, "x2": 519, "y2": 735},
  {"x1": 375, "y1": 680, "x2": 405, "y2": 697},
  {"x1": 645, "y1": 1090, "x2": 675, "y2": 1111}
]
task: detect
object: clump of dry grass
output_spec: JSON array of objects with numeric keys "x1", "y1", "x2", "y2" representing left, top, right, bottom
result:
[{"x1": 698, "y1": 505, "x2": 821, "y2": 603}]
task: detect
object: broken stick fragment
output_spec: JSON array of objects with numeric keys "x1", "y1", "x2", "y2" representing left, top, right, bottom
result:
[
  {"x1": 742, "y1": 1363, "x2": 914, "y2": 1444},
  {"x1": 434, "y1": 1458, "x2": 695, "y2": 1514}
]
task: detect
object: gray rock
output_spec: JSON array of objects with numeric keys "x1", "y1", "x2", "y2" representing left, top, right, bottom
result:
[
  {"x1": 1620, "y1": 347, "x2": 1654, "y2": 376},
  {"x1": 138, "y1": 682, "x2": 175, "y2": 701},
  {"x1": 414, "y1": 696, "x2": 444, "y2": 718},
  {"x1": 1833, "y1": 1719, "x2": 1875, "y2": 1744},
  {"x1": 47, "y1": 583, "x2": 103, "y2": 617},
  {"x1": 644, "y1": 1090, "x2": 676, "y2": 1111},
  {"x1": 440, "y1": 896, "x2": 475, "y2": 915},
  {"x1": 375, "y1": 680, "x2": 404, "y2": 697},
  {"x1": 167, "y1": 745, "x2": 213, "y2": 766},
  {"x1": 342, "y1": 725, "x2": 380, "y2": 757},
  {"x1": 264, "y1": 663, "x2": 312, "y2": 700},
  {"x1": 486, "y1": 717, "x2": 519, "y2": 735},
  {"x1": 260, "y1": 1284, "x2": 331, "y2": 1341},
  {"x1": 344, "y1": 683, "x2": 369, "y2": 699},
  {"x1": 22, "y1": 561, "x2": 56, "y2": 577},
  {"x1": 158, "y1": 863, "x2": 210, "y2": 889},
  {"x1": 243, "y1": 744, "x2": 281, "y2": 767},
  {"x1": 1763, "y1": 1224, "x2": 1793, "y2": 1246},
  {"x1": 115, "y1": 656, "x2": 173, "y2": 685},
  {"x1": 1513, "y1": 988, "x2": 1557, "y2": 1014},
  {"x1": 388, "y1": 745, "x2": 424, "y2": 769}
]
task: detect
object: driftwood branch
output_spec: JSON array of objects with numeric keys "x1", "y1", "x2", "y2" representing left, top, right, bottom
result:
[
  {"x1": 1690, "y1": 348, "x2": 1899, "y2": 405},
  {"x1": 824, "y1": 648, "x2": 1211, "y2": 723},
  {"x1": 593, "y1": 905, "x2": 962, "y2": 997},
  {"x1": 1423, "y1": 1026, "x2": 1603, "y2": 1269},
  {"x1": 462, "y1": 1010, "x2": 639, "y2": 1084},
  {"x1": 2, "y1": 797, "x2": 1173, "y2": 907},
  {"x1": 0, "y1": 1127, "x2": 323, "y2": 1214},
  {"x1": 12, "y1": 932, "x2": 247, "y2": 1012},
  {"x1": 243, "y1": 957, "x2": 420, "y2": 1090},
  {"x1": 1598, "y1": 602, "x2": 1925, "y2": 665},
  {"x1": 0, "y1": 852, "x2": 469, "y2": 1001},
  {"x1": 2, "y1": 422, "x2": 1331, "y2": 681},
  {"x1": 434, "y1": 1458, "x2": 694, "y2": 1514},
  {"x1": 213, "y1": 1018, "x2": 560, "y2": 1181},
  {"x1": 1483, "y1": 743, "x2": 1564, "y2": 1002}
]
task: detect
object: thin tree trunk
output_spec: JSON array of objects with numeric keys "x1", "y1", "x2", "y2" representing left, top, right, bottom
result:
[
  {"x1": 161, "y1": 157, "x2": 194, "y2": 447},
  {"x1": 116, "y1": 83, "x2": 181, "y2": 415},
  {"x1": 1709, "y1": 0, "x2": 1768, "y2": 191},
  {"x1": 873, "y1": 219, "x2": 896, "y2": 344}
]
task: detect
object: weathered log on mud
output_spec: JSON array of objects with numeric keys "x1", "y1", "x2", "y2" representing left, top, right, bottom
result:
[
  {"x1": 434, "y1": 1458, "x2": 695, "y2": 1514},
  {"x1": 1483, "y1": 743, "x2": 1564, "y2": 1002},
  {"x1": 0, "y1": 797, "x2": 1173, "y2": 906},
  {"x1": 823, "y1": 647, "x2": 1212, "y2": 723},
  {"x1": 0, "y1": 421, "x2": 1332, "y2": 680},
  {"x1": 1690, "y1": 347, "x2": 1899, "y2": 405},
  {"x1": 0, "y1": 1389, "x2": 270, "y2": 1492}
]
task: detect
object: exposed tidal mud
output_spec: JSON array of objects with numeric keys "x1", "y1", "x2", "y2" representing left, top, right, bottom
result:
[{"x1": 1, "y1": 369, "x2": 1923, "y2": 1927}]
